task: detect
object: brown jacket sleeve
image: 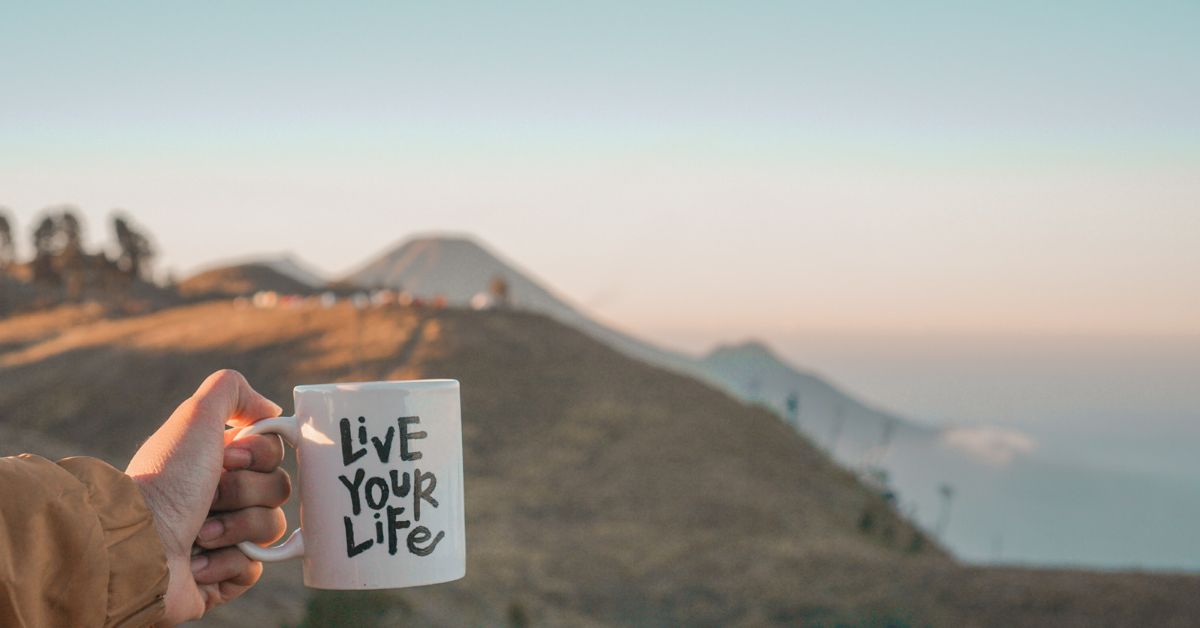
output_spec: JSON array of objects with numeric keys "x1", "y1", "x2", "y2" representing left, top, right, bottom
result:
[{"x1": 0, "y1": 454, "x2": 168, "y2": 627}]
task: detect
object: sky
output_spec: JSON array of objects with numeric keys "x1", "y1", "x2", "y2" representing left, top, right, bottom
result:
[{"x1": 2, "y1": 1, "x2": 1199, "y2": 346}]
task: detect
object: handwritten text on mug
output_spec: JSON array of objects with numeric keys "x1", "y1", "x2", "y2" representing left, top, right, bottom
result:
[{"x1": 337, "y1": 416, "x2": 445, "y2": 558}]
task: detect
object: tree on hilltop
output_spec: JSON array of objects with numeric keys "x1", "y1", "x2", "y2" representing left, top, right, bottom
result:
[
  {"x1": 112, "y1": 213, "x2": 155, "y2": 280},
  {"x1": 57, "y1": 209, "x2": 87, "y2": 297},
  {"x1": 0, "y1": 209, "x2": 14, "y2": 269},
  {"x1": 58, "y1": 210, "x2": 84, "y2": 257},
  {"x1": 31, "y1": 215, "x2": 59, "y2": 283},
  {"x1": 27, "y1": 206, "x2": 92, "y2": 291}
]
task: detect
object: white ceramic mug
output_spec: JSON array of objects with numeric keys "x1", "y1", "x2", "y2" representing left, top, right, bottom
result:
[{"x1": 236, "y1": 379, "x2": 466, "y2": 589}]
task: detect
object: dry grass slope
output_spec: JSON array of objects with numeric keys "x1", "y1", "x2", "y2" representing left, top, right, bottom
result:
[{"x1": 0, "y1": 302, "x2": 1196, "y2": 627}]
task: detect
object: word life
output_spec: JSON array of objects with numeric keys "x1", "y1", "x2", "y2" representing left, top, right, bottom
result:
[{"x1": 338, "y1": 416, "x2": 445, "y2": 558}]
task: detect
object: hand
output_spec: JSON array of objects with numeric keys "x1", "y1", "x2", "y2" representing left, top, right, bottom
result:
[{"x1": 126, "y1": 370, "x2": 291, "y2": 626}]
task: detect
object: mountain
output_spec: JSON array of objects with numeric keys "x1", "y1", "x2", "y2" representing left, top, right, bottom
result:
[
  {"x1": 342, "y1": 236, "x2": 917, "y2": 441},
  {"x1": 700, "y1": 341, "x2": 937, "y2": 461},
  {"x1": 342, "y1": 235, "x2": 1198, "y2": 569},
  {"x1": 344, "y1": 235, "x2": 701, "y2": 375},
  {"x1": 2, "y1": 301, "x2": 1197, "y2": 626},
  {"x1": 179, "y1": 262, "x2": 318, "y2": 299},
  {"x1": 344, "y1": 237, "x2": 932, "y2": 473},
  {"x1": 347, "y1": 235, "x2": 566, "y2": 310},
  {"x1": 340, "y1": 235, "x2": 967, "y2": 536},
  {"x1": 345, "y1": 236, "x2": 1133, "y2": 567}
]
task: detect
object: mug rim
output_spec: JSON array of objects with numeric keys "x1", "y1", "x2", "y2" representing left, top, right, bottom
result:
[{"x1": 294, "y1": 379, "x2": 459, "y2": 393}]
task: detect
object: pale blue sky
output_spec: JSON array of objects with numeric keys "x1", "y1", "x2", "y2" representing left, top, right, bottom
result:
[{"x1": 2, "y1": 1, "x2": 1198, "y2": 342}]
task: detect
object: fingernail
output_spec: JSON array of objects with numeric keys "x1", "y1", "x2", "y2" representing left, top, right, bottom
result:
[
  {"x1": 191, "y1": 554, "x2": 209, "y2": 574},
  {"x1": 224, "y1": 447, "x2": 252, "y2": 469},
  {"x1": 199, "y1": 518, "x2": 224, "y2": 542}
]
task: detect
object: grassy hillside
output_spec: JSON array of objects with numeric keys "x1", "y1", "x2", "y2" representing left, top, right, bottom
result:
[{"x1": 0, "y1": 302, "x2": 1196, "y2": 626}]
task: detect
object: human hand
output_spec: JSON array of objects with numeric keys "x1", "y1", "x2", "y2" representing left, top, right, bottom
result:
[{"x1": 125, "y1": 370, "x2": 292, "y2": 626}]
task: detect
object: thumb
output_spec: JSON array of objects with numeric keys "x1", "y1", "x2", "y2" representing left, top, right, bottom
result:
[{"x1": 190, "y1": 369, "x2": 284, "y2": 429}]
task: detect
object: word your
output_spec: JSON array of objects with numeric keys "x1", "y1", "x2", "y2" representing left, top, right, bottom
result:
[{"x1": 338, "y1": 416, "x2": 445, "y2": 558}]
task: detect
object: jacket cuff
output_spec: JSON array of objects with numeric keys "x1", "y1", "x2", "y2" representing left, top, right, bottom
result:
[{"x1": 58, "y1": 457, "x2": 168, "y2": 627}]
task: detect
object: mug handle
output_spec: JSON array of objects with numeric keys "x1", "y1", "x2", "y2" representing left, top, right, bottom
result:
[{"x1": 232, "y1": 416, "x2": 306, "y2": 562}]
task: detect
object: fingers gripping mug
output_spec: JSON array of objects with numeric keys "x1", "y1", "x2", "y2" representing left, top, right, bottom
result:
[{"x1": 236, "y1": 380, "x2": 466, "y2": 589}]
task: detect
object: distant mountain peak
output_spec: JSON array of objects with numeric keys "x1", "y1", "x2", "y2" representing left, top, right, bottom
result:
[
  {"x1": 405, "y1": 232, "x2": 484, "y2": 244},
  {"x1": 710, "y1": 338, "x2": 777, "y2": 353},
  {"x1": 376, "y1": 233, "x2": 491, "y2": 257},
  {"x1": 707, "y1": 340, "x2": 778, "y2": 359},
  {"x1": 179, "y1": 259, "x2": 318, "y2": 298},
  {"x1": 343, "y1": 233, "x2": 575, "y2": 317},
  {"x1": 187, "y1": 252, "x2": 327, "y2": 288}
]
